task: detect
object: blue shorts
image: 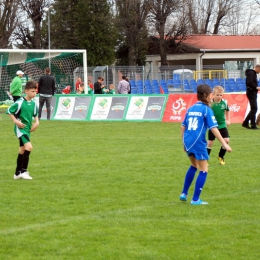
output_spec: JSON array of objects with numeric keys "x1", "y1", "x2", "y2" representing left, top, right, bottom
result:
[{"x1": 187, "y1": 152, "x2": 209, "y2": 160}]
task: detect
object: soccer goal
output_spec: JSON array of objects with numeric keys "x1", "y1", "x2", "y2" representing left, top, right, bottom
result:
[{"x1": 0, "y1": 49, "x2": 87, "y2": 102}]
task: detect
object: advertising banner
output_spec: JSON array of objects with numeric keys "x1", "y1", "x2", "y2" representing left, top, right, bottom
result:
[
  {"x1": 125, "y1": 96, "x2": 166, "y2": 120},
  {"x1": 163, "y1": 93, "x2": 253, "y2": 123},
  {"x1": 54, "y1": 96, "x2": 91, "y2": 120},
  {"x1": 162, "y1": 94, "x2": 197, "y2": 122},
  {"x1": 34, "y1": 96, "x2": 57, "y2": 120},
  {"x1": 90, "y1": 96, "x2": 129, "y2": 120},
  {"x1": 223, "y1": 94, "x2": 248, "y2": 123}
]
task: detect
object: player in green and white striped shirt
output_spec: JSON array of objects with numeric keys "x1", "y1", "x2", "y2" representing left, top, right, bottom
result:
[{"x1": 6, "y1": 81, "x2": 39, "y2": 180}]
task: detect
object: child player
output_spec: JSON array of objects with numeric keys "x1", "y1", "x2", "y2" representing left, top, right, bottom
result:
[
  {"x1": 179, "y1": 84, "x2": 232, "y2": 205},
  {"x1": 6, "y1": 81, "x2": 39, "y2": 180},
  {"x1": 207, "y1": 86, "x2": 230, "y2": 165}
]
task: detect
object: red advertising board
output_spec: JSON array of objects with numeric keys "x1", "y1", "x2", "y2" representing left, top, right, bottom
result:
[{"x1": 162, "y1": 93, "x2": 249, "y2": 123}]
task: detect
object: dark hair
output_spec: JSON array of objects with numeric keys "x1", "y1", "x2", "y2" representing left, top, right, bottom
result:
[
  {"x1": 25, "y1": 80, "x2": 37, "y2": 90},
  {"x1": 197, "y1": 84, "x2": 212, "y2": 106},
  {"x1": 45, "y1": 67, "x2": 51, "y2": 74},
  {"x1": 98, "y1": 77, "x2": 103, "y2": 81},
  {"x1": 122, "y1": 75, "x2": 126, "y2": 80}
]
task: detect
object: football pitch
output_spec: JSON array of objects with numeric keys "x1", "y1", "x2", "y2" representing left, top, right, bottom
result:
[{"x1": 1, "y1": 109, "x2": 260, "y2": 260}]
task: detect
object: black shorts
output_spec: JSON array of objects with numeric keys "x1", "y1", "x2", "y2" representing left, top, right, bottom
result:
[
  {"x1": 19, "y1": 135, "x2": 30, "y2": 147},
  {"x1": 208, "y1": 127, "x2": 229, "y2": 141}
]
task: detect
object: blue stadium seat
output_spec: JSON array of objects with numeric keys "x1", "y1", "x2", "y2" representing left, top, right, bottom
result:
[
  {"x1": 232, "y1": 85, "x2": 240, "y2": 92},
  {"x1": 145, "y1": 88, "x2": 153, "y2": 94},
  {"x1": 224, "y1": 84, "x2": 232, "y2": 92},
  {"x1": 162, "y1": 88, "x2": 169, "y2": 94},
  {"x1": 173, "y1": 74, "x2": 180, "y2": 80},
  {"x1": 190, "y1": 79, "x2": 197, "y2": 86},
  {"x1": 184, "y1": 83, "x2": 192, "y2": 92},
  {"x1": 239, "y1": 84, "x2": 246, "y2": 91},
  {"x1": 213, "y1": 78, "x2": 220, "y2": 85},
  {"x1": 228, "y1": 78, "x2": 235, "y2": 83},
  {"x1": 131, "y1": 88, "x2": 137, "y2": 94},
  {"x1": 197, "y1": 79, "x2": 204, "y2": 85},
  {"x1": 236, "y1": 78, "x2": 243, "y2": 83},
  {"x1": 167, "y1": 79, "x2": 174, "y2": 87},
  {"x1": 160, "y1": 79, "x2": 166, "y2": 85}
]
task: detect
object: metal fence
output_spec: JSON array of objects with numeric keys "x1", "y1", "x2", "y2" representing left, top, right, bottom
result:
[
  {"x1": 1, "y1": 64, "x2": 259, "y2": 102},
  {"x1": 84, "y1": 64, "x2": 258, "y2": 94}
]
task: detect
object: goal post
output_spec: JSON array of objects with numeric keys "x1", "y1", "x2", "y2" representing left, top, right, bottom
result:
[{"x1": 0, "y1": 49, "x2": 87, "y2": 102}]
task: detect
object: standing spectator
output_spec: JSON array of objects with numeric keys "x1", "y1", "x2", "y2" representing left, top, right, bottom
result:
[
  {"x1": 94, "y1": 77, "x2": 106, "y2": 94},
  {"x1": 88, "y1": 80, "x2": 94, "y2": 90},
  {"x1": 38, "y1": 67, "x2": 55, "y2": 120},
  {"x1": 6, "y1": 81, "x2": 39, "y2": 180},
  {"x1": 75, "y1": 77, "x2": 82, "y2": 91},
  {"x1": 118, "y1": 75, "x2": 130, "y2": 94},
  {"x1": 10, "y1": 70, "x2": 24, "y2": 102},
  {"x1": 242, "y1": 64, "x2": 260, "y2": 130},
  {"x1": 125, "y1": 76, "x2": 131, "y2": 94},
  {"x1": 179, "y1": 84, "x2": 232, "y2": 205}
]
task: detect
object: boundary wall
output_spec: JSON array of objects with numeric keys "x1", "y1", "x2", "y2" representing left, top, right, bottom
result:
[{"x1": 35, "y1": 93, "x2": 259, "y2": 123}]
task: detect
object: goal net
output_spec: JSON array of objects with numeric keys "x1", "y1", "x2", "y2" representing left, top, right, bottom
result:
[{"x1": 0, "y1": 49, "x2": 87, "y2": 102}]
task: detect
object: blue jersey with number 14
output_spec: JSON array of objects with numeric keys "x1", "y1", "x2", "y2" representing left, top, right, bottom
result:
[{"x1": 182, "y1": 101, "x2": 218, "y2": 154}]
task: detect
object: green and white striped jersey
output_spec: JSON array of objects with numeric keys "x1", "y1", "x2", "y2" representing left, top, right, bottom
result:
[{"x1": 6, "y1": 97, "x2": 38, "y2": 138}]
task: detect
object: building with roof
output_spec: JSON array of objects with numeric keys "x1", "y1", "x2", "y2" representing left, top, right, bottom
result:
[{"x1": 146, "y1": 35, "x2": 260, "y2": 71}]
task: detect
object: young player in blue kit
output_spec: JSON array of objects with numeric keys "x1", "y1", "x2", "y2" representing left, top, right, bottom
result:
[
  {"x1": 179, "y1": 84, "x2": 232, "y2": 205},
  {"x1": 6, "y1": 81, "x2": 39, "y2": 180}
]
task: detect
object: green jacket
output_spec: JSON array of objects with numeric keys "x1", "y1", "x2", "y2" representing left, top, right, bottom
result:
[{"x1": 10, "y1": 76, "x2": 22, "y2": 96}]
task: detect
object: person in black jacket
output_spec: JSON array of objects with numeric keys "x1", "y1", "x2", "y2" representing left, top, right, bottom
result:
[
  {"x1": 242, "y1": 64, "x2": 260, "y2": 130},
  {"x1": 38, "y1": 67, "x2": 56, "y2": 120},
  {"x1": 94, "y1": 77, "x2": 105, "y2": 94}
]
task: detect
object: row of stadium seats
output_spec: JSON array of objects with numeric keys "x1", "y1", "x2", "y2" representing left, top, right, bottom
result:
[{"x1": 129, "y1": 78, "x2": 260, "y2": 94}]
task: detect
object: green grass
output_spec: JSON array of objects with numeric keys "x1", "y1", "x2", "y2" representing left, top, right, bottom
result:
[{"x1": 1, "y1": 108, "x2": 260, "y2": 259}]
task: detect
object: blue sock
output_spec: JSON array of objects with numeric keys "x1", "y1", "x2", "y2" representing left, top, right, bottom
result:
[
  {"x1": 182, "y1": 165, "x2": 197, "y2": 195},
  {"x1": 193, "y1": 171, "x2": 208, "y2": 201}
]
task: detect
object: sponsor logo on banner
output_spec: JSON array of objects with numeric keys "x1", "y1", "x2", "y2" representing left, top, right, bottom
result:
[
  {"x1": 91, "y1": 97, "x2": 112, "y2": 119},
  {"x1": 54, "y1": 96, "x2": 90, "y2": 120},
  {"x1": 98, "y1": 98, "x2": 108, "y2": 109},
  {"x1": 229, "y1": 104, "x2": 240, "y2": 112},
  {"x1": 54, "y1": 97, "x2": 76, "y2": 119},
  {"x1": 125, "y1": 97, "x2": 148, "y2": 119},
  {"x1": 111, "y1": 105, "x2": 124, "y2": 111},
  {"x1": 170, "y1": 97, "x2": 186, "y2": 120},
  {"x1": 163, "y1": 94, "x2": 198, "y2": 122},
  {"x1": 147, "y1": 105, "x2": 161, "y2": 111},
  {"x1": 62, "y1": 98, "x2": 71, "y2": 109},
  {"x1": 134, "y1": 98, "x2": 144, "y2": 109},
  {"x1": 75, "y1": 105, "x2": 88, "y2": 111}
]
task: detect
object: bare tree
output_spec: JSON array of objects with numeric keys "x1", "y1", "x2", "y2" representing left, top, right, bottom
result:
[
  {"x1": 13, "y1": 0, "x2": 52, "y2": 49},
  {"x1": 115, "y1": 0, "x2": 151, "y2": 66},
  {"x1": 149, "y1": 0, "x2": 182, "y2": 65},
  {"x1": 224, "y1": 1, "x2": 260, "y2": 34},
  {"x1": 0, "y1": 0, "x2": 19, "y2": 48},
  {"x1": 185, "y1": 0, "x2": 238, "y2": 34}
]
